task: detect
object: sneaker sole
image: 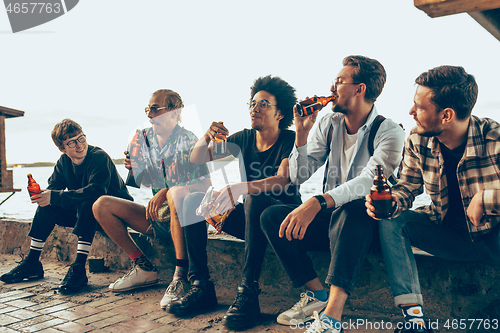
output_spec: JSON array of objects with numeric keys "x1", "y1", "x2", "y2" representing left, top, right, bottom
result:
[
  {"x1": 223, "y1": 313, "x2": 260, "y2": 330},
  {"x1": 58, "y1": 282, "x2": 89, "y2": 295},
  {"x1": 109, "y1": 279, "x2": 159, "y2": 292},
  {"x1": 1, "y1": 273, "x2": 44, "y2": 284},
  {"x1": 277, "y1": 307, "x2": 326, "y2": 326},
  {"x1": 168, "y1": 299, "x2": 218, "y2": 317}
]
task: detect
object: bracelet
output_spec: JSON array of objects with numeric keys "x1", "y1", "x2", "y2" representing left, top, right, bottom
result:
[{"x1": 314, "y1": 195, "x2": 328, "y2": 210}]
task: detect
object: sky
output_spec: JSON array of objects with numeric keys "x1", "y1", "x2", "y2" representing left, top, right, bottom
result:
[{"x1": 2, "y1": 0, "x2": 500, "y2": 164}]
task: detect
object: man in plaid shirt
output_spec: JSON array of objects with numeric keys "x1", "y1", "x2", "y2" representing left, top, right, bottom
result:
[{"x1": 366, "y1": 65, "x2": 500, "y2": 333}]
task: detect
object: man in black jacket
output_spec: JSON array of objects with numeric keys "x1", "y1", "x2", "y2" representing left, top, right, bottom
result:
[{"x1": 0, "y1": 119, "x2": 132, "y2": 294}]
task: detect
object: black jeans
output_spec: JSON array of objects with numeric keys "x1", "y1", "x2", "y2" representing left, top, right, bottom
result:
[
  {"x1": 261, "y1": 199, "x2": 378, "y2": 294},
  {"x1": 28, "y1": 201, "x2": 99, "y2": 243},
  {"x1": 182, "y1": 192, "x2": 288, "y2": 285}
]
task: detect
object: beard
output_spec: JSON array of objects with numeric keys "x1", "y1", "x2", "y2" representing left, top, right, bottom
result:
[
  {"x1": 419, "y1": 129, "x2": 443, "y2": 137},
  {"x1": 415, "y1": 118, "x2": 443, "y2": 137},
  {"x1": 332, "y1": 104, "x2": 348, "y2": 115}
]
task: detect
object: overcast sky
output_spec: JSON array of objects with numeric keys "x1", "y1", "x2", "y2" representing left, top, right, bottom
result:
[{"x1": 2, "y1": 0, "x2": 500, "y2": 164}]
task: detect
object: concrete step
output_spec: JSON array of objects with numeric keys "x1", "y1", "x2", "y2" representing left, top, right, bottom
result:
[{"x1": 1, "y1": 217, "x2": 500, "y2": 332}]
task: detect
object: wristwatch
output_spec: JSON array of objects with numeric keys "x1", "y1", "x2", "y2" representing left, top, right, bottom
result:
[{"x1": 314, "y1": 195, "x2": 328, "y2": 210}]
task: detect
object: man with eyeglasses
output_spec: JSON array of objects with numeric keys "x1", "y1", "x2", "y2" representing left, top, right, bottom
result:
[
  {"x1": 260, "y1": 55, "x2": 405, "y2": 333},
  {"x1": 0, "y1": 119, "x2": 132, "y2": 294},
  {"x1": 93, "y1": 89, "x2": 211, "y2": 304},
  {"x1": 163, "y1": 75, "x2": 301, "y2": 328}
]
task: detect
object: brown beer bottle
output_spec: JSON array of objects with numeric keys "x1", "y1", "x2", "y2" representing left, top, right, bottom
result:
[
  {"x1": 296, "y1": 95, "x2": 337, "y2": 117},
  {"x1": 213, "y1": 121, "x2": 227, "y2": 157},
  {"x1": 27, "y1": 174, "x2": 42, "y2": 197},
  {"x1": 125, "y1": 129, "x2": 141, "y2": 188},
  {"x1": 370, "y1": 165, "x2": 393, "y2": 218}
]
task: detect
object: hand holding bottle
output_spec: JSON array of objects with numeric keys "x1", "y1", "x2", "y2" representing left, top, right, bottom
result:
[
  {"x1": 366, "y1": 165, "x2": 395, "y2": 219},
  {"x1": 294, "y1": 98, "x2": 319, "y2": 146},
  {"x1": 205, "y1": 121, "x2": 229, "y2": 142},
  {"x1": 295, "y1": 95, "x2": 337, "y2": 117}
]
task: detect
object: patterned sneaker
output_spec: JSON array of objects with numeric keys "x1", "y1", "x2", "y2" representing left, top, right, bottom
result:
[
  {"x1": 108, "y1": 264, "x2": 158, "y2": 292},
  {"x1": 305, "y1": 311, "x2": 343, "y2": 333},
  {"x1": 277, "y1": 291, "x2": 328, "y2": 325},
  {"x1": 160, "y1": 279, "x2": 185, "y2": 309}
]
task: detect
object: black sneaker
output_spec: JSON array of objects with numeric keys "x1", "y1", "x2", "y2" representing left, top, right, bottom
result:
[
  {"x1": 58, "y1": 262, "x2": 88, "y2": 295},
  {"x1": 223, "y1": 283, "x2": 261, "y2": 329},
  {"x1": 167, "y1": 279, "x2": 218, "y2": 316},
  {"x1": 0, "y1": 257, "x2": 44, "y2": 283}
]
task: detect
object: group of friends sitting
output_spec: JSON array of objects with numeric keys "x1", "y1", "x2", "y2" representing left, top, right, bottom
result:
[{"x1": 2, "y1": 55, "x2": 500, "y2": 333}]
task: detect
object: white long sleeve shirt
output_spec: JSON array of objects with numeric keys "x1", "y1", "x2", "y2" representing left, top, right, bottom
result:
[{"x1": 289, "y1": 106, "x2": 405, "y2": 208}]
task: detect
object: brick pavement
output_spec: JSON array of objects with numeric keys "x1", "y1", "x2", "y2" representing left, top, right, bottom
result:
[{"x1": 0, "y1": 255, "x2": 400, "y2": 332}]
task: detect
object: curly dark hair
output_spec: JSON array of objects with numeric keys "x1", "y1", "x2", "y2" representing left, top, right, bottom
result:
[
  {"x1": 250, "y1": 75, "x2": 297, "y2": 130},
  {"x1": 343, "y1": 55, "x2": 386, "y2": 103},
  {"x1": 415, "y1": 65, "x2": 478, "y2": 120}
]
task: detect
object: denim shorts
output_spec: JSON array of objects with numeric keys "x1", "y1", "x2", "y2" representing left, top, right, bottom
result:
[{"x1": 147, "y1": 201, "x2": 171, "y2": 241}]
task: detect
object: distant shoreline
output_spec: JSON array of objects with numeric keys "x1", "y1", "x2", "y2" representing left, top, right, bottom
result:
[
  {"x1": 7, "y1": 158, "x2": 126, "y2": 168},
  {"x1": 7, "y1": 156, "x2": 237, "y2": 168}
]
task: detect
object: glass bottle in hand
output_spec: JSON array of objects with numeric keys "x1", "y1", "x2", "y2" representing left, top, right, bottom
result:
[{"x1": 370, "y1": 165, "x2": 393, "y2": 218}]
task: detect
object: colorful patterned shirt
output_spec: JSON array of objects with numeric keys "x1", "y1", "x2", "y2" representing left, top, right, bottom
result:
[
  {"x1": 392, "y1": 116, "x2": 500, "y2": 241},
  {"x1": 133, "y1": 124, "x2": 209, "y2": 195}
]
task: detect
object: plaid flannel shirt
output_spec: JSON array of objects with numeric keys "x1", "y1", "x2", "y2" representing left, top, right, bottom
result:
[{"x1": 392, "y1": 116, "x2": 500, "y2": 241}]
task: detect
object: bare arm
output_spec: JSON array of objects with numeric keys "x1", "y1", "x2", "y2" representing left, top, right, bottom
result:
[{"x1": 190, "y1": 122, "x2": 229, "y2": 164}]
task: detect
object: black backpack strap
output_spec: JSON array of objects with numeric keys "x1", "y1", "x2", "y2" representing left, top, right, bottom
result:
[
  {"x1": 322, "y1": 124, "x2": 334, "y2": 192},
  {"x1": 368, "y1": 115, "x2": 403, "y2": 185},
  {"x1": 368, "y1": 115, "x2": 386, "y2": 156}
]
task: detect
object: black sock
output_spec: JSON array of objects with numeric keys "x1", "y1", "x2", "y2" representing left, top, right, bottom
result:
[{"x1": 26, "y1": 238, "x2": 44, "y2": 262}]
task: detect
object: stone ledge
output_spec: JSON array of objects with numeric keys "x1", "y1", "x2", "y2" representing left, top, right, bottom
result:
[{"x1": 1, "y1": 217, "x2": 499, "y2": 324}]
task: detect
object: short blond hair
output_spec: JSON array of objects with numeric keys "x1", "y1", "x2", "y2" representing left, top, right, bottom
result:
[{"x1": 152, "y1": 89, "x2": 184, "y2": 122}]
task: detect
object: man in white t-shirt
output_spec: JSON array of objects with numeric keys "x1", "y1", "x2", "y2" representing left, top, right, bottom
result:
[{"x1": 261, "y1": 55, "x2": 405, "y2": 333}]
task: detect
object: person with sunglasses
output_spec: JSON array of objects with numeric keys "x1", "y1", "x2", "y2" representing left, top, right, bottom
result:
[
  {"x1": 260, "y1": 55, "x2": 405, "y2": 333},
  {"x1": 0, "y1": 119, "x2": 133, "y2": 295},
  {"x1": 163, "y1": 76, "x2": 301, "y2": 328},
  {"x1": 92, "y1": 89, "x2": 211, "y2": 306}
]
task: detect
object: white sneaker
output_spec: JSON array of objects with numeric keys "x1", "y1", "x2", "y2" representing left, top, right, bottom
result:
[
  {"x1": 277, "y1": 291, "x2": 328, "y2": 325},
  {"x1": 305, "y1": 311, "x2": 342, "y2": 333},
  {"x1": 160, "y1": 278, "x2": 185, "y2": 309},
  {"x1": 109, "y1": 265, "x2": 158, "y2": 292}
]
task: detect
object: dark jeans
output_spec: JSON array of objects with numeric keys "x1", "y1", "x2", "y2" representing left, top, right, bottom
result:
[
  {"x1": 379, "y1": 210, "x2": 500, "y2": 307},
  {"x1": 182, "y1": 192, "x2": 288, "y2": 285},
  {"x1": 28, "y1": 201, "x2": 99, "y2": 243},
  {"x1": 261, "y1": 199, "x2": 379, "y2": 294}
]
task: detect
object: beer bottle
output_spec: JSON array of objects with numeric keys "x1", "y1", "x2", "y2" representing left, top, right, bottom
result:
[
  {"x1": 213, "y1": 121, "x2": 227, "y2": 157},
  {"x1": 125, "y1": 129, "x2": 141, "y2": 188},
  {"x1": 370, "y1": 165, "x2": 393, "y2": 218},
  {"x1": 27, "y1": 174, "x2": 42, "y2": 197},
  {"x1": 296, "y1": 95, "x2": 337, "y2": 117}
]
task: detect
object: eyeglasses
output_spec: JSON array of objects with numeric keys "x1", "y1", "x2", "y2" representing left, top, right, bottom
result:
[
  {"x1": 332, "y1": 79, "x2": 361, "y2": 91},
  {"x1": 65, "y1": 134, "x2": 86, "y2": 148},
  {"x1": 248, "y1": 100, "x2": 277, "y2": 111},
  {"x1": 145, "y1": 105, "x2": 169, "y2": 115}
]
